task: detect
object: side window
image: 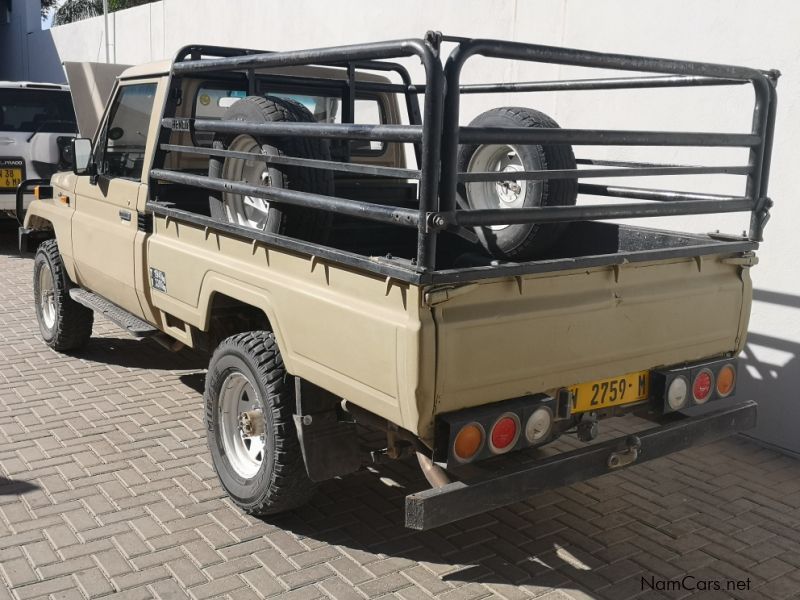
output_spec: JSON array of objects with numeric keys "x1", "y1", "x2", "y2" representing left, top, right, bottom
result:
[
  {"x1": 96, "y1": 83, "x2": 156, "y2": 180},
  {"x1": 350, "y1": 98, "x2": 385, "y2": 154},
  {"x1": 193, "y1": 85, "x2": 247, "y2": 147},
  {"x1": 192, "y1": 81, "x2": 385, "y2": 155}
]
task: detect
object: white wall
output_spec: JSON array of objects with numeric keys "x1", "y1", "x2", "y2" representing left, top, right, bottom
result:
[{"x1": 46, "y1": 0, "x2": 800, "y2": 454}]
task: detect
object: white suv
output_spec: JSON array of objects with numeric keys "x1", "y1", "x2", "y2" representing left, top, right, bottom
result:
[{"x1": 0, "y1": 81, "x2": 77, "y2": 215}]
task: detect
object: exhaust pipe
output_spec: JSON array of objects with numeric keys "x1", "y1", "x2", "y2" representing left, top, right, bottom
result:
[{"x1": 416, "y1": 451, "x2": 451, "y2": 488}]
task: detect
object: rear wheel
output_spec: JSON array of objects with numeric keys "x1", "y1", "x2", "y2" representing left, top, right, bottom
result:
[
  {"x1": 208, "y1": 96, "x2": 333, "y2": 242},
  {"x1": 457, "y1": 107, "x2": 578, "y2": 261},
  {"x1": 33, "y1": 240, "x2": 93, "y2": 351},
  {"x1": 204, "y1": 331, "x2": 315, "y2": 515}
]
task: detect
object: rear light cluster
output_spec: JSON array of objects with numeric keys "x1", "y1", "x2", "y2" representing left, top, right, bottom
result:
[
  {"x1": 658, "y1": 359, "x2": 737, "y2": 414},
  {"x1": 445, "y1": 400, "x2": 557, "y2": 466}
]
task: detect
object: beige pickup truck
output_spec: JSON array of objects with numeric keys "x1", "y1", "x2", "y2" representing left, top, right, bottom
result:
[{"x1": 19, "y1": 33, "x2": 776, "y2": 529}]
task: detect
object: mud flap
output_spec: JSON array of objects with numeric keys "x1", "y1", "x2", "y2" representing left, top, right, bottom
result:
[{"x1": 294, "y1": 378, "x2": 362, "y2": 482}]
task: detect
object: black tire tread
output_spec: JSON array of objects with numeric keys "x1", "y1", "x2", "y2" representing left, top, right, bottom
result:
[
  {"x1": 209, "y1": 96, "x2": 333, "y2": 242},
  {"x1": 458, "y1": 106, "x2": 577, "y2": 260},
  {"x1": 206, "y1": 331, "x2": 315, "y2": 515},
  {"x1": 34, "y1": 239, "x2": 93, "y2": 351}
]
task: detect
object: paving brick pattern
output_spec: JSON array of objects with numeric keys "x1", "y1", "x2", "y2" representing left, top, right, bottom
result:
[{"x1": 1, "y1": 224, "x2": 800, "y2": 599}]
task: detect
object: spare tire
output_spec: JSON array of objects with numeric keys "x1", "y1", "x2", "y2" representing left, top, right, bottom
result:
[
  {"x1": 457, "y1": 107, "x2": 577, "y2": 261},
  {"x1": 208, "y1": 96, "x2": 333, "y2": 241}
]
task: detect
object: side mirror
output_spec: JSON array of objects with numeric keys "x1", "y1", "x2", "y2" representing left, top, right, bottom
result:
[{"x1": 71, "y1": 138, "x2": 94, "y2": 176}]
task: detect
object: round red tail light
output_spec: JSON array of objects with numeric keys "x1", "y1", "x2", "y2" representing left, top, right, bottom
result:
[
  {"x1": 490, "y1": 414, "x2": 520, "y2": 453},
  {"x1": 692, "y1": 369, "x2": 714, "y2": 404}
]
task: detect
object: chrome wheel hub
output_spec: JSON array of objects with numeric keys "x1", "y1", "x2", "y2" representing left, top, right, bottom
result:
[
  {"x1": 221, "y1": 135, "x2": 272, "y2": 231},
  {"x1": 466, "y1": 144, "x2": 542, "y2": 231},
  {"x1": 219, "y1": 372, "x2": 266, "y2": 479}
]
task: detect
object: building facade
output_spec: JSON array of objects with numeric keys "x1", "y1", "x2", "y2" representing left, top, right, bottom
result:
[{"x1": 0, "y1": 0, "x2": 64, "y2": 83}]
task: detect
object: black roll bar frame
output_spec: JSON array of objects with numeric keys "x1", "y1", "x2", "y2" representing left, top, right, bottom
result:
[{"x1": 148, "y1": 32, "x2": 778, "y2": 274}]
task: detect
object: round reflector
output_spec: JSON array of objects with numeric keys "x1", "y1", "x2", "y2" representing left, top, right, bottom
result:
[
  {"x1": 453, "y1": 423, "x2": 484, "y2": 462},
  {"x1": 667, "y1": 376, "x2": 689, "y2": 411},
  {"x1": 525, "y1": 407, "x2": 553, "y2": 444},
  {"x1": 716, "y1": 364, "x2": 736, "y2": 397},
  {"x1": 490, "y1": 414, "x2": 520, "y2": 453},
  {"x1": 692, "y1": 369, "x2": 714, "y2": 404}
]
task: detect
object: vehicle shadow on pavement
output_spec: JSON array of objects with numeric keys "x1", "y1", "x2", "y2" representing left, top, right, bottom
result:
[
  {"x1": 74, "y1": 335, "x2": 208, "y2": 371},
  {"x1": 0, "y1": 477, "x2": 40, "y2": 496},
  {"x1": 263, "y1": 455, "x2": 623, "y2": 594}
]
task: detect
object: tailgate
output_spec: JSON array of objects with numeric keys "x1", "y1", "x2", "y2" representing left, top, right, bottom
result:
[{"x1": 428, "y1": 254, "x2": 751, "y2": 414}]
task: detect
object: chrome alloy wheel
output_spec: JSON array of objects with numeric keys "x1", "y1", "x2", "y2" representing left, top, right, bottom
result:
[
  {"x1": 221, "y1": 134, "x2": 272, "y2": 230},
  {"x1": 38, "y1": 261, "x2": 56, "y2": 329},
  {"x1": 218, "y1": 371, "x2": 266, "y2": 479},
  {"x1": 465, "y1": 144, "x2": 543, "y2": 231}
]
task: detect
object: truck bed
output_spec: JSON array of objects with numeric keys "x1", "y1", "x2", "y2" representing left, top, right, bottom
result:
[{"x1": 145, "y1": 201, "x2": 753, "y2": 443}]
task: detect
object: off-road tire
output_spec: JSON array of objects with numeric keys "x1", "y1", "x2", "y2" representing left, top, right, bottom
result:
[
  {"x1": 205, "y1": 331, "x2": 315, "y2": 515},
  {"x1": 208, "y1": 95, "x2": 333, "y2": 242},
  {"x1": 457, "y1": 107, "x2": 577, "y2": 260},
  {"x1": 33, "y1": 240, "x2": 93, "y2": 351}
]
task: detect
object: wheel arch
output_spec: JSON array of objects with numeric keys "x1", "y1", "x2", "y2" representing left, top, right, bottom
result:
[
  {"x1": 23, "y1": 202, "x2": 78, "y2": 282},
  {"x1": 197, "y1": 273, "x2": 289, "y2": 363}
]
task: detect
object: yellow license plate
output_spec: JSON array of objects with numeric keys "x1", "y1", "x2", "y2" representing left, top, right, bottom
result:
[
  {"x1": 569, "y1": 371, "x2": 650, "y2": 413},
  {"x1": 1, "y1": 168, "x2": 22, "y2": 189}
]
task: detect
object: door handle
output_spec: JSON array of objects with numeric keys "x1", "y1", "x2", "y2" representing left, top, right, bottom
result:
[{"x1": 119, "y1": 210, "x2": 131, "y2": 222}]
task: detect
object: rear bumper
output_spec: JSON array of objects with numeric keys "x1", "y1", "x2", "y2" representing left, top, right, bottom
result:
[{"x1": 405, "y1": 400, "x2": 756, "y2": 530}]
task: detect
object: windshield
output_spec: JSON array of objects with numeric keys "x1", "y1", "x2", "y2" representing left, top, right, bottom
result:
[{"x1": 0, "y1": 89, "x2": 77, "y2": 134}]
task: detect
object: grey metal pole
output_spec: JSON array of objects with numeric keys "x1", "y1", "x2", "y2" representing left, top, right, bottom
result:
[{"x1": 102, "y1": 0, "x2": 110, "y2": 63}]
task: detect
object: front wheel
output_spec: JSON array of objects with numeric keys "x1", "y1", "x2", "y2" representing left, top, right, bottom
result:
[
  {"x1": 204, "y1": 331, "x2": 315, "y2": 515},
  {"x1": 33, "y1": 240, "x2": 93, "y2": 351}
]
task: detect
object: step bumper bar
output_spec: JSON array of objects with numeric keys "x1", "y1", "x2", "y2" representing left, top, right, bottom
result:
[{"x1": 405, "y1": 400, "x2": 757, "y2": 530}]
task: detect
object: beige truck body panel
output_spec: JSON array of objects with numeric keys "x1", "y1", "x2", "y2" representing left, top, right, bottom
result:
[
  {"x1": 143, "y1": 210, "x2": 751, "y2": 443},
  {"x1": 430, "y1": 257, "x2": 751, "y2": 416},
  {"x1": 24, "y1": 62, "x2": 754, "y2": 447}
]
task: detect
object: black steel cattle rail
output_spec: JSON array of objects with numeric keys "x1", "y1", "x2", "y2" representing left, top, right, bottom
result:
[{"x1": 148, "y1": 31, "x2": 777, "y2": 274}]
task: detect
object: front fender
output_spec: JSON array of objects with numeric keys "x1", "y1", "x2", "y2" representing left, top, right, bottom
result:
[{"x1": 23, "y1": 196, "x2": 77, "y2": 281}]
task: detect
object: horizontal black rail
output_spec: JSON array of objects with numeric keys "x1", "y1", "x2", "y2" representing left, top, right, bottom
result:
[
  {"x1": 147, "y1": 201, "x2": 758, "y2": 286},
  {"x1": 160, "y1": 143, "x2": 421, "y2": 179},
  {"x1": 163, "y1": 118, "x2": 424, "y2": 143},
  {"x1": 147, "y1": 201, "x2": 425, "y2": 283},
  {"x1": 458, "y1": 127, "x2": 760, "y2": 147},
  {"x1": 577, "y1": 184, "x2": 749, "y2": 203},
  {"x1": 256, "y1": 72, "x2": 413, "y2": 95},
  {"x1": 459, "y1": 74, "x2": 748, "y2": 94},
  {"x1": 459, "y1": 164, "x2": 751, "y2": 182},
  {"x1": 172, "y1": 38, "x2": 434, "y2": 73},
  {"x1": 450, "y1": 197, "x2": 753, "y2": 227},
  {"x1": 151, "y1": 169, "x2": 420, "y2": 227},
  {"x1": 576, "y1": 158, "x2": 708, "y2": 168}
]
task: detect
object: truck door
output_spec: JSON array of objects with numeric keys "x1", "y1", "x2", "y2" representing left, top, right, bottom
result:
[{"x1": 71, "y1": 81, "x2": 157, "y2": 317}]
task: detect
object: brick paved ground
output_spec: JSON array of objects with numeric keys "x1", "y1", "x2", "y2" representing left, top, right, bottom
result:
[{"x1": 1, "y1": 222, "x2": 800, "y2": 600}]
